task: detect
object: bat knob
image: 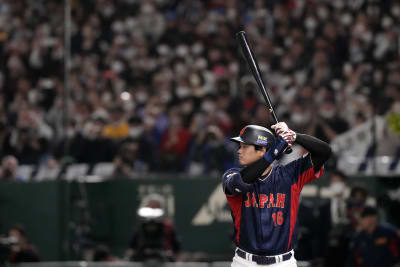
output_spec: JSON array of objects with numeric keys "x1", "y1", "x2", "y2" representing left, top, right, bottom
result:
[
  {"x1": 285, "y1": 147, "x2": 293, "y2": 154},
  {"x1": 236, "y1": 31, "x2": 246, "y2": 37}
]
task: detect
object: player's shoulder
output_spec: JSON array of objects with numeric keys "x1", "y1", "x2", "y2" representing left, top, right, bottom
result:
[
  {"x1": 222, "y1": 168, "x2": 240, "y2": 181},
  {"x1": 271, "y1": 164, "x2": 291, "y2": 177},
  {"x1": 223, "y1": 168, "x2": 241, "y2": 177},
  {"x1": 268, "y1": 164, "x2": 295, "y2": 184},
  {"x1": 378, "y1": 223, "x2": 399, "y2": 235}
]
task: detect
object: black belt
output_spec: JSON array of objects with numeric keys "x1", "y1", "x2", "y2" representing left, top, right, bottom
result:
[{"x1": 235, "y1": 248, "x2": 292, "y2": 265}]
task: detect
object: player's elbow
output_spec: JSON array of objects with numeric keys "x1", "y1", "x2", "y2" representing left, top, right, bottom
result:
[{"x1": 324, "y1": 144, "x2": 333, "y2": 162}]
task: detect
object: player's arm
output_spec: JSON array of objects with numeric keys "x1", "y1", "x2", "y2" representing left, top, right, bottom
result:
[
  {"x1": 239, "y1": 136, "x2": 289, "y2": 183},
  {"x1": 294, "y1": 134, "x2": 332, "y2": 171},
  {"x1": 272, "y1": 122, "x2": 332, "y2": 172}
]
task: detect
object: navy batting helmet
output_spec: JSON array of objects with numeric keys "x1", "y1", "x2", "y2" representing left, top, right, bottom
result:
[{"x1": 230, "y1": 125, "x2": 276, "y2": 150}]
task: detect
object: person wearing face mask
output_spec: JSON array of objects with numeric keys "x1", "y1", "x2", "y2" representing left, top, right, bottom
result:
[
  {"x1": 345, "y1": 206, "x2": 400, "y2": 267},
  {"x1": 0, "y1": 155, "x2": 23, "y2": 181},
  {"x1": 187, "y1": 125, "x2": 233, "y2": 176},
  {"x1": 127, "y1": 116, "x2": 158, "y2": 170},
  {"x1": 346, "y1": 184, "x2": 376, "y2": 232},
  {"x1": 318, "y1": 170, "x2": 352, "y2": 267},
  {"x1": 6, "y1": 224, "x2": 41, "y2": 263},
  {"x1": 309, "y1": 97, "x2": 349, "y2": 143}
]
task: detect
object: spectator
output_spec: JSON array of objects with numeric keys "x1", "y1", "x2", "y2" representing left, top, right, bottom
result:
[
  {"x1": 0, "y1": 155, "x2": 22, "y2": 181},
  {"x1": 346, "y1": 206, "x2": 400, "y2": 267},
  {"x1": 127, "y1": 116, "x2": 159, "y2": 170},
  {"x1": 4, "y1": 103, "x2": 53, "y2": 165},
  {"x1": 347, "y1": 184, "x2": 376, "y2": 231},
  {"x1": 103, "y1": 105, "x2": 129, "y2": 140},
  {"x1": 296, "y1": 197, "x2": 323, "y2": 262},
  {"x1": 319, "y1": 170, "x2": 352, "y2": 267},
  {"x1": 0, "y1": 0, "x2": 398, "y2": 176},
  {"x1": 65, "y1": 117, "x2": 117, "y2": 165},
  {"x1": 112, "y1": 137, "x2": 147, "y2": 179},
  {"x1": 187, "y1": 125, "x2": 233, "y2": 176},
  {"x1": 159, "y1": 108, "x2": 191, "y2": 172},
  {"x1": 0, "y1": 121, "x2": 11, "y2": 159},
  {"x1": 7, "y1": 224, "x2": 41, "y2": 263},
  {"x1": 309, "y1": 97, "x2": 350, "y2": 143}
]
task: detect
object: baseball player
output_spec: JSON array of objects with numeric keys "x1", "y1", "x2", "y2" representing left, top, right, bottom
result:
[{"x1": 222, "y1": 122, "x2": 332, "y2": 267}]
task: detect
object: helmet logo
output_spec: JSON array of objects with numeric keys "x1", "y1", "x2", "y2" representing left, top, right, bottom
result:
[
  {"x1": 240, "y1": 126, "x2": 247, "y2": 135},
  {"x1": 256, "y1": 135, "x2": 269, "y2": 145}
]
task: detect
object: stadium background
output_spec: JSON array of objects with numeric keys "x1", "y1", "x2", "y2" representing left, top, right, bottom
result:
[{"x1": 0, "y1": 0, "x2": 399, "y2": 266}]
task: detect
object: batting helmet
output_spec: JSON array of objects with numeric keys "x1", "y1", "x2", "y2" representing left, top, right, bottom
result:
[{"x1": 230, "y1": 125, "x2": 275, "y2": 150}]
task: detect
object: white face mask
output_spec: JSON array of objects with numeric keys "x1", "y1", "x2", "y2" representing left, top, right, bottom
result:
[
  {"x1": 392, "y1": 6, "x2": 400, "y2": 17},
  {"x1": 320, "y1": 109, "x2": 335, "y2": 119},
  {"x1": 332, "y1": 0, "x2": 344, "y2": 9},
  {"x1": 330, "y1": 181, "x2": 346, "y2": 196},
  {"x1": 176, "y1": 87, "x2": 191, "y2": 99},
  {"x1": 305, "y1": 17, "x2": 317, "y2": 30},
  {"x1": 191, "y1": 42, "x2": 204, "y2": 56},
  {"x1": 66, "y1": 128, "x2": 75, "y2": 138},
  {"x1": 111, "y1": 61, "x2": 124, "y2": 73},
  {"x1": 291, "y1": 113, "x2": 310, "y2": 125},
  {"x1": 136, "y1": 91, "x2": 148, "y2": 103},
  {"x1": 181, "y1": 102, "x2": 193, "y2": 114},
  {"x1": 189, "y1": 74, "x2": 201, "y2": 87},
  {"x1": 103, "y1": 6, "x2": 115, "y2": 18},
  {"x1": 129, "y1": 127, "x2": 143, "y2": 138},
  {"x1": 201, "y1": 101, "x2": 216, "y2": 113},
  {"x1": 340, "y1": 13, "x2": 353, "y2": 26},
  {"x1": 176, "y1": 45, "x2": 189, "y2": 57},
  {"x1": 160, "y1": 91, "x2": 172, "y2": 104},
  {"x1": 317, "y1": 7, "x2": 329, "y2": 20}
]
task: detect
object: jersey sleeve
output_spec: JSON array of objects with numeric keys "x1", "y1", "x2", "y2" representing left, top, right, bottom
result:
[{"x1": 283, "y1": 153, "x2": 324, "y2": 188}]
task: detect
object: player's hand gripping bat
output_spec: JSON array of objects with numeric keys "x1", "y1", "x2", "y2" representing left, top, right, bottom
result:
[{"x1": 236, "y1": 31, "x2": 292, "y2": 153}]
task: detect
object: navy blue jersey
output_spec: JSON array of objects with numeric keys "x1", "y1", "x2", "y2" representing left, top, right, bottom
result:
[
  {"x1": 222, "y1": 153, "x2": 323, "y2": 256},
  {"x1": 346, "y1": 223, "x2": 400, "y2": 267}
]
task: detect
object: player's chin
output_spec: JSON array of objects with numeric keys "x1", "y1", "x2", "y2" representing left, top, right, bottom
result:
[{"x1": 238, "y1": 158, "x2": 247, "y2": 166}]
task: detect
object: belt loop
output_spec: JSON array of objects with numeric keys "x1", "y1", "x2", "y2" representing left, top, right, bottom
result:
[{"x1": 277, "y1": 255, "x2": 282, "y2": 262}]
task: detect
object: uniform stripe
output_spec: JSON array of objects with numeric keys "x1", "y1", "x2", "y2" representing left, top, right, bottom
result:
[
  {"x1": 287, "y1": 182, "x2": 300, "y2": 250},
  {"x1": 389, "y1": 237, "x2": 399, "y2": 258},
  {"x1": 227, "y1": 195, "x2": 243, "y2": 244},
  {"x1": 287, "y1": 166, "x2": 319, "y2": 250},
  {"x1": 297, "y1": 161, "x2": 324, "y2": 189}
]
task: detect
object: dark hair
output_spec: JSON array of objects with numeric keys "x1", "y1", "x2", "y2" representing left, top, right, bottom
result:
[
  {"x1": 350, "y1": 184, "x2": 369, "y2": 199},
  {"x1": 254, "y1": 145, "x2": 264, "y2": 151},
  {"x1": 360, "y1": 206, "x2": 377, "y2": 218}
]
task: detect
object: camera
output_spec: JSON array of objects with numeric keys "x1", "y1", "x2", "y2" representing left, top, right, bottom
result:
[{"x1": 0, "y1": 236, "x2": 18, "y2": 263}]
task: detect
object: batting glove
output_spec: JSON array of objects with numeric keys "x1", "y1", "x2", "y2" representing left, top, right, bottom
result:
[
  {"x1": 271, "y1": 122, "x2": 296, "y2": 146},
  {"x1": 264, "y1": 136, "x2": 289, "y2": 163}
]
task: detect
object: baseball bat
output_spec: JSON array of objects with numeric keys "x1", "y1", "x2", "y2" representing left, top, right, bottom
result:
[{"x1": 236, "y1": 30, "x2": 292, "y2": 153}]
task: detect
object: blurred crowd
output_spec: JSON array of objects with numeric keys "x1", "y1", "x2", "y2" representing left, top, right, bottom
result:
[
  {"x1": 0, "y1": 0, "x2": 400, "y2": 180},
  {"x1": 296, "y1": 171, "x2": 400, "y2": 267}
]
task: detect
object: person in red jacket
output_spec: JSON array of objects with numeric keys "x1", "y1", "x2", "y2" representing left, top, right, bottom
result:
[{"x1": 160, "y1": 110, "x2": 191, "y2": 171}]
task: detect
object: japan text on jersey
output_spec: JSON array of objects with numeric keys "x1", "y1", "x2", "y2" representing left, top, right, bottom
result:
[{"x1": 222, "y1": 153, "x2": 323, "y2": 256}]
